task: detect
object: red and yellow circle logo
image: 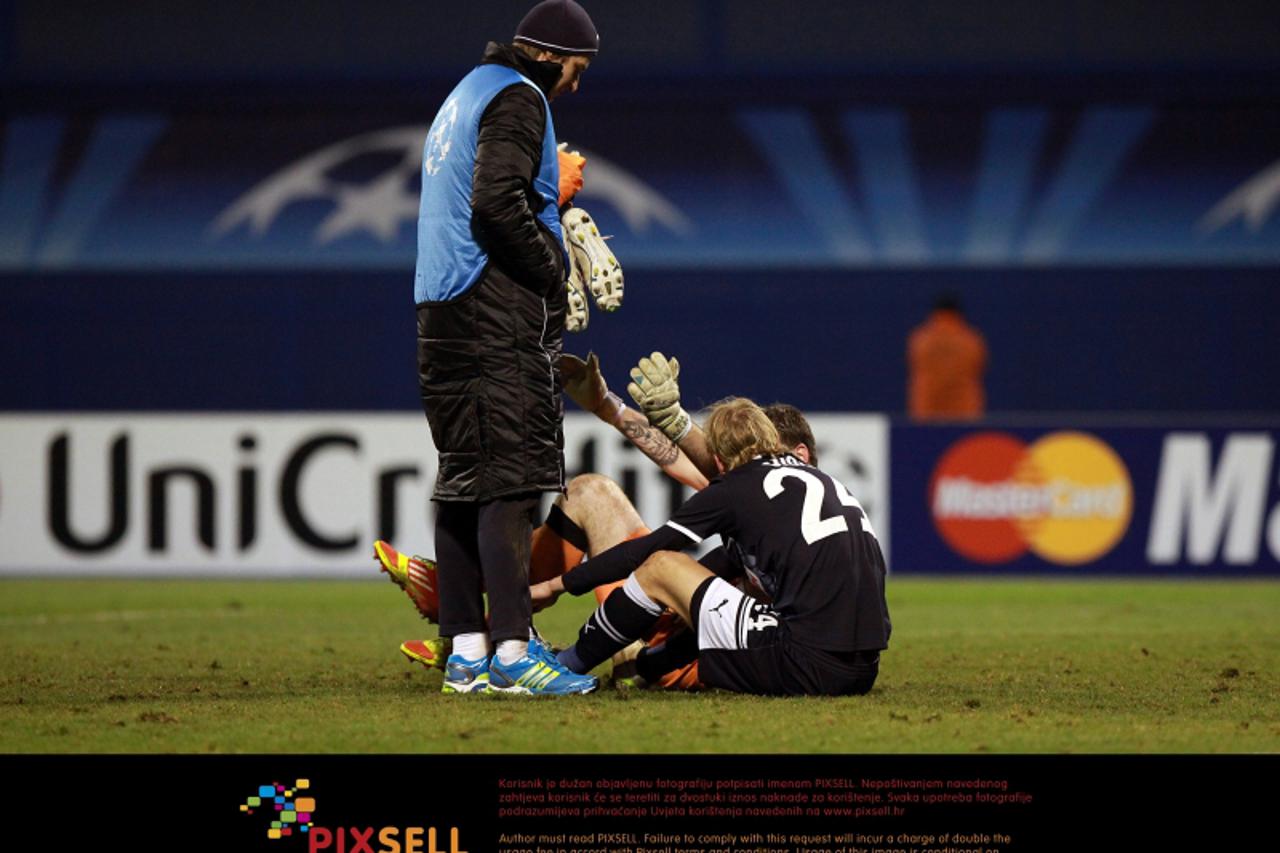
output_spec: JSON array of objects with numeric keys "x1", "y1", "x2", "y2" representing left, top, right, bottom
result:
[{"x1": 929, "y1": 431, "x2": 1133, "y2": 565}]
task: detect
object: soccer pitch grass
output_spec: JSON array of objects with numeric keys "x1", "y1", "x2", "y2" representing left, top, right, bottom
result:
[{"x1": 2, "y1": 577, "x2": 1277, "y2": 754}]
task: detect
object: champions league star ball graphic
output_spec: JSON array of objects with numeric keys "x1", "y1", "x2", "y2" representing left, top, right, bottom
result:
[
  {"x1": 209, "y1": 127, "x2": 426, "y2": 246},
  {"x1": 208, "y1": 127, "x2": 692, "y2": 248},
  {"x1": 240, "y1": 779, "x2": 316, "y2": 841}
]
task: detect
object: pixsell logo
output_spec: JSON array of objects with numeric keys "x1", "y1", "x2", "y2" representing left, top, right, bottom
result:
[
  {"x1": 240, "y1": 779, "x2": 317, "y2": 841},
  {"x1": 238, "y1": 779, "x2": 465, "y2": 852},
  {"x1": 930, "y1": 431, "x2": 1133, "y2": 565},
  {"x1": 1147, "y1": 432, "x2": 1280, "y2": 565}
]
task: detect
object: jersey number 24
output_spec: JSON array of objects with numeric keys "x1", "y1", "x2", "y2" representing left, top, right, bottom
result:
[{"x1": 763, "y1": 469, "x2": 877, "y2": 545}]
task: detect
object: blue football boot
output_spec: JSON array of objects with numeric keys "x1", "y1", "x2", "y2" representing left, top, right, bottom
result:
[
  {"x1": 440, "y1": 654, "x2": 491, "y2": 694},
  {"x1": 488, "y1": 649, "x2": 598, "y2": 695}
]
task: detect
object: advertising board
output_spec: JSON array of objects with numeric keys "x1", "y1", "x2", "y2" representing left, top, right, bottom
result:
[
  {"x1": 891, "y1": 424, "x2": 1280, "y2": 575},
  {"x1": 0, "y1": 413, "x2": 887, "y2": 575}
]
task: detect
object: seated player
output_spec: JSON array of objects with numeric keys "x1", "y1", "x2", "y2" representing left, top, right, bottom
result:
[
  {"x1": 532, "y1": 397, "x2": 891, "y2": 697},
  {"x1": 376, "y1": 354, "x2": 836, "y2": 689}
]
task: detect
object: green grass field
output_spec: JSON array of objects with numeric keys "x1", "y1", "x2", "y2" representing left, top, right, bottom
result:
[{"x1": 2, "y1": 577, "x2": 1277, "y2": 753}]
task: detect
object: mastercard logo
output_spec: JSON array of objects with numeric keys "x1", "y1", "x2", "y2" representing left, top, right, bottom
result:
[{"x1": 929, "y1": 431, "x2": 1133, "y2": 565}]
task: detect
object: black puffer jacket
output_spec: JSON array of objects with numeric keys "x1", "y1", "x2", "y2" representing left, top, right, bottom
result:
[{"x1": 417, "y1": 43, "x2": 568, "y2": 502}]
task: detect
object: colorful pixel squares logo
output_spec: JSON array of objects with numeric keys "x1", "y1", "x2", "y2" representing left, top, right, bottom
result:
[{"x1": 240, "y1": 779, "x2": 316, "y2": 841}]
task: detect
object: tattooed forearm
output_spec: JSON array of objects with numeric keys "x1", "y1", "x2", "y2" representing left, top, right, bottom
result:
[{"x1": 620, "y1": 418, "x2": 681, "y2": 466}]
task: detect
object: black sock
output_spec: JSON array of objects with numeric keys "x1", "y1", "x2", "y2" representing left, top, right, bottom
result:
[
  {"x1": 544, "y1": 502, "x2": 590, "y2": 553},
  {"x1": 636, "y1": 629, "x2": 699, "y2": 683},
  {"x1": 559, "y1": 584, "x2": 662, "y2": 673}
]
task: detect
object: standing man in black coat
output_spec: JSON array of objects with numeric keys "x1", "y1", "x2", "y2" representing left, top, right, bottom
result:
[{"x1": 414, "y1": 0, "x2": 600, "y2": 695}]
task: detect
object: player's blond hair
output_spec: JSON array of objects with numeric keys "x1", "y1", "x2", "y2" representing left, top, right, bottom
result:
[{"x1": 704, "y1": 397, "x2": 784, "y2": 472}]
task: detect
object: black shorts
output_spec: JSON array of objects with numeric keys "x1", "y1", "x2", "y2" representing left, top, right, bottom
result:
[{"x1": 690, "y1": 576, "x2": 880, "y2": 697}]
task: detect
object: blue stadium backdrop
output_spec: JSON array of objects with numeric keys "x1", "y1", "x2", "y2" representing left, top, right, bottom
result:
[{"x1": 2, "y1": 0, "x2": 1278, "y2": 575}]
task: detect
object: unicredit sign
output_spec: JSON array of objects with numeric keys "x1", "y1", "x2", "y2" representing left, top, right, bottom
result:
[
  {"x1": 1, "y1": 415, "x2": 437, "y2": 574},
  {"x1": 0, "y1": 413, "x2": 892, "y2": 575},
  {"x1": 45, "y1": 431, "x2": 413, "y2": 554}
]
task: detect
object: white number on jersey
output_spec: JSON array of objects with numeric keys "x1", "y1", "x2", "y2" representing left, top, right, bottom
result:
[
  {"x1": 832, "y1": 477, "x2": 878, "y2": 539},
  {"x1": 762, "y1": 468, "x2": 877, "y2": 544}
]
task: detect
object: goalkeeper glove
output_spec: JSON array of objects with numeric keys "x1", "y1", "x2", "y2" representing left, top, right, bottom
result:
[
  {"x1": 557, "y1": 143, "x2": 586, "y2": 208},
  {"x1": 561, "y1": 352, "x2": 624, "y2": 423},
  {"x1": 627, "y1": 351, "x2": 691, "y2": 442}
]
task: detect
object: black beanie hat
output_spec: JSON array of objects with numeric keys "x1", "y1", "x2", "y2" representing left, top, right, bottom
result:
[{"x1": 514, "y1": 0, "x2": 599, "y2": 56}]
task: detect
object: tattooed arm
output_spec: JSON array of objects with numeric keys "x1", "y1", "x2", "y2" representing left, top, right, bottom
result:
[
  {"x1": 617, "y1": 408, "x2": 679, "y2": 466},
  {"x1": 673, "y1": 422, "x2": 718, "y2": 481},
  {"x1": 561, "y1": 351, "x2": 710, "y2": 490},
  {"x1": 616, "y1": 406, "x2": 710, "y2": 490}
]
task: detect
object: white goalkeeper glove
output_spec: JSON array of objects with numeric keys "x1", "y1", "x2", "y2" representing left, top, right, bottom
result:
[
  {"x1": 627, "y1": 351, "x2": 691, "y2": 442},
  {"x1": 561, "y1": 351, "x2": 624, "y2": 422}
]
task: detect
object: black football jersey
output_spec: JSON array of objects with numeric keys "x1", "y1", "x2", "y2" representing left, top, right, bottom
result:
[{"x1": 563, "y1": 454, "x2": 891, "y2": 652}]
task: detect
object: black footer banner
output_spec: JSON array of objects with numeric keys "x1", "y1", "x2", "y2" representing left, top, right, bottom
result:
[{"x1": 7, "y1": 754, "x2": 1268, "y2": 851}]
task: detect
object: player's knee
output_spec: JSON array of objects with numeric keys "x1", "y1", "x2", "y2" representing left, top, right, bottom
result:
[
  {"x1": 570, "y1": 471, "x2": 624, "y2": 504},
  {"x1": 635, "y1": 550, "x2": 683, "y2": 592},
  {"x1": 566, "y1": 473, "x2": 629, "y2": 514}
]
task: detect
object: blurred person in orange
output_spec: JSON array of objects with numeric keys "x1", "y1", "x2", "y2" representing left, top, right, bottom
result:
[{"x1": 907, "y1": 293, "x2": 988, "y2": 420}]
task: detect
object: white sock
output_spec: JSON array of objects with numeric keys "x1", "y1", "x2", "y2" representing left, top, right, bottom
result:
[
  {"x1": 452, "y1": 632, "x2": 490, "y2": 661},
  {"x1": 623, "y1": 574, "x2": 665, "y2": 616},
  {"x1": 495, "y1": 639, "x2": 529, "y2": 665}
]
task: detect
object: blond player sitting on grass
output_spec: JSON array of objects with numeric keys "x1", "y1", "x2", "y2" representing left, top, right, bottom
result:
[
  {"x1": 531, "y1": 397, "x2": 891, "y2": 696},
  {"x1": 374, "y1": 353, "x2": 839, "y2": 690}
]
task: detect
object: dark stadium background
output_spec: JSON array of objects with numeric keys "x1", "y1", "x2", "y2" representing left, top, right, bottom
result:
[
  {"x1": 1, "y1": 5, "x2": 1276, "y2": 848},
  {"x1": 4, "y1": 0, "x2": 1279, "y2": 579},
  {"x1": 3, "y1": 0, "x2": 1279, "y2": 414}
]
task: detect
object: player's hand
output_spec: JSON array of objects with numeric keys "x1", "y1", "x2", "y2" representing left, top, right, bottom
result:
[
  {"x1": 561, "y1": 351, "x2": 605, "y2": 410},
  {"x1": 530, "y1": 579, "x2": 564, "y2": 613},
  {"x1": 627, "y1": 352, "x2": 692, "y2": 442},
  {"x1": 561, "y1": 352, "x2": 624, "y2": 422},
  {"x1": 557, "y1": 143, "x2": 586, "y2": 208}
]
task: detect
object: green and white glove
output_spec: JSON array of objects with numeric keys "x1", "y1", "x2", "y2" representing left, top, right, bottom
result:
[{"x1": 627, "y1": 351, "x2": 691, "y2": 442}]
